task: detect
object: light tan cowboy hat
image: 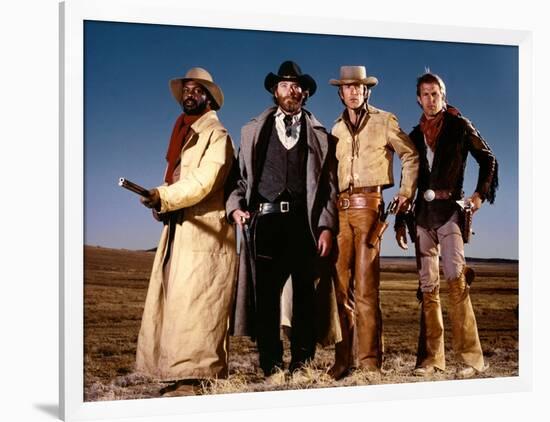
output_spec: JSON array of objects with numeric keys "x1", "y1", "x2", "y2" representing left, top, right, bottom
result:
[
  {"x1": 329, "y1": 66, "x2": 378, "y2": 88},
  {"x1": 169, "y1": 67, "x2": 224, "y2": 110}
]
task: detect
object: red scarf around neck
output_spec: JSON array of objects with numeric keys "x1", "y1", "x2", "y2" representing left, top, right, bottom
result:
[
  {"x1": 164, "y1": 111, "x2": 206, "y2": 183},
  {"x1": 419, "y1": 105, "x2": 461, "y2": 151}
]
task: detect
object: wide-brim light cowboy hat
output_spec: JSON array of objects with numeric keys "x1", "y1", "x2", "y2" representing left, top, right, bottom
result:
[
  {"x1": 329, "y1": 65, "x2": 378, "y2": 88},
  {"x1": 264, "y1": 60, "x2": 317, "y2": 96},
  {"x1": 169, "y1": 67, "x2": 224, "y2": 110}
]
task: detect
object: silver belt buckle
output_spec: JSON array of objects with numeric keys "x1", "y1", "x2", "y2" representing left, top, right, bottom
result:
[
  {"x1": 280, "y1": 201, "x2": 290, "y2": 213},
  {"x1": 423, "y1": 189, "x2": 436, "y2": 202}
]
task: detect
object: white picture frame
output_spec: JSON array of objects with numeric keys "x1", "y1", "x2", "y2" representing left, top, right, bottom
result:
[{"x1": 60, "y1": 0, "x2": 533, "y2": 420}]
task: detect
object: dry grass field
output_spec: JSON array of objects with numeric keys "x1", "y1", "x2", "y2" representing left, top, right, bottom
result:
[{"x1": 84, "y1": 245, "x2": 518, "y2": 401}]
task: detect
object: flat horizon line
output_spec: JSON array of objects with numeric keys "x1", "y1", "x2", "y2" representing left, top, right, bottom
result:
[{"x1": 83, "y1": 244, "x2": 519, "y2": 263}]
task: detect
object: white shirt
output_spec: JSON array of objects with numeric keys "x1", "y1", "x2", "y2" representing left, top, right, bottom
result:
[
  {"x1": 424, "y1": 134, "x2": 434, "y2": 171},
  {"x1": 274, "y1": 108, "x2": 302, "y2": 150}
]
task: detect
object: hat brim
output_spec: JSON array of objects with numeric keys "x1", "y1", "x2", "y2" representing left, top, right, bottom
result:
[
  {"x1": 169, "y1": 77, "x2": 224, "y2": 110},
  {"x1": 329, "y1": 76, "x2": 378, "y2": 88},
  {"x1": 264, "y1": 73, "x2": 317, "y2": 97}
]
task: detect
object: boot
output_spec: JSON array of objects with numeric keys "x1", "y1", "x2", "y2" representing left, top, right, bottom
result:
[
  {"x1": 448, "y1": 272, "x2": 485, "y2": 372},
  {"x1": 328, "y1": 309, "x2": 355, "y2": 380},
  {"x1": 414, "y1": 286, "x2": 445, "y2": 375}
]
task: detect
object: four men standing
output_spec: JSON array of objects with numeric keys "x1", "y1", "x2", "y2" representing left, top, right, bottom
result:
[{"x1": 136, "y1": 63, "x2": 498, "y2": 388}]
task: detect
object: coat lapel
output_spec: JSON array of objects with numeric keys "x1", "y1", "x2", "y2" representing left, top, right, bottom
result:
[
  {"x1": 183, "y1": 111, "x2": 218, "y2": 169},
  {"x1": 243, "y1": 108, "x2": 276, "y2": 202},
  {"x1": 305, "y1": 111, "x2": 328, "y2": 223}
]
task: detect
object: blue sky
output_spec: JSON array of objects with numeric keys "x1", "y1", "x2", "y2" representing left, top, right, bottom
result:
[{"x1": 84, "y1": 20, "x2": 518, "y2": 259}]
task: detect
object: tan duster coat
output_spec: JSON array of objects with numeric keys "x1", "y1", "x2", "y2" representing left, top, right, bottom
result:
[{"x1": 136, "y1": 110, "x2": 238, "y2": 381}]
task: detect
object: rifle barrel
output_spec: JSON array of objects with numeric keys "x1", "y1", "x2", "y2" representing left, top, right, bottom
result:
[{"x1": 118, "y1": 177, "x2": 150, "y2": 197}]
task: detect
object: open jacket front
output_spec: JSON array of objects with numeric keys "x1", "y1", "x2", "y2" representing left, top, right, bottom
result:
[{"x1": 226, "y1": 107, "x2": 341, "y2": 346}]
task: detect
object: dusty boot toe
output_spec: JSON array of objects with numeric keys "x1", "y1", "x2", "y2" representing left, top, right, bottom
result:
[
  {"x1": 160, "y1": 381, "x2": 199, "y2": 397},
  {"x1": 456, "y1": 363, "x2": 489, "y2": 379},
  {"x1": 413, "y1": 366, "x2": 435, "y2": 376},
  {"x1": 327, "y1": 364, "x2": 350, "y2": 380}
]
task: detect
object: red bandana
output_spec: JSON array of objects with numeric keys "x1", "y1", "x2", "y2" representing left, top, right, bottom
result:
[
  {"x1": 419, "y1": 105, "x2": 461, "y2": 151},
  {"x1": 164, "y1": 111, "x2": 205, "y2": 183}
]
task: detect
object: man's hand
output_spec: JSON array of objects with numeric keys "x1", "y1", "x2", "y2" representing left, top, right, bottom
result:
[
  {"x1": 231, "y1": 209, "x2": 250, "y2": 228},
  {"x1": 395, "y1": 195, "x2": 410, "y2": 213},
  {"x1": 317, "y1": 229, "x2": 333, "y2": 257},
  {"x1": 395, "y1": 225, "x2": 408, "y2": 250},
  {"x1": 466, "y1": 192, "x2": 483, "y2": 213},
  {"x1": 141, "y1": 188, "x2": 161, "y2": 210}
]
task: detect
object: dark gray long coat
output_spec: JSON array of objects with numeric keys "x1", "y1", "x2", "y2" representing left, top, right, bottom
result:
[{"x1": 226, "y1": 107, "x2": 341, "y2": 346}]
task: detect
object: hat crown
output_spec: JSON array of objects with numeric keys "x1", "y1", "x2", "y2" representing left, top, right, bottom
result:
[
  {"x1": 170, "y1": 67, "x2": 223, "y2": 110},
  {"x1": 277, "y1": 60, "x2": 303, "y2": 78},
  {"x1": 183, "y1": 67, "x2": 214, "y2": 83},
  {"x1": 264, "y1": 60, "x2": 317, "y2": 96},
  {"x1": 339, "y1": 66, "x2": 367, "y2": 81}
]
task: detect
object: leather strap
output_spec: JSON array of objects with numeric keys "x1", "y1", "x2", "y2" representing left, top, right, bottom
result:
[
  {"x1": 337, "y1": 193, "x2": 382, "y2": 211},
  {"x1": 422, "y1": 189, "x2": 454, "y2": 201},
  {"x1": 342, "y1": 185, "x2": 382, "y2": 194}
]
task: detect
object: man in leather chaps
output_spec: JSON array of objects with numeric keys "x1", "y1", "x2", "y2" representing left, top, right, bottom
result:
[
  {"x1": 395, "y1": 72, "x2": 499, "y2": 379},
  {"x1": 328, "y1": 66, "x2": 419, "y2": 379}
]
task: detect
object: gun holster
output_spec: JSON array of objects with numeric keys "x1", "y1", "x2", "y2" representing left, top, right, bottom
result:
[
  {"x1": 458, "y1": 207, "x2": 473, "y2": 244},
  {"x1": 367, "y1": 219, "x2": 389, "y2": 248},
  {"x1": 394, "y1": 211, "x2": 417, "y2": 244}
]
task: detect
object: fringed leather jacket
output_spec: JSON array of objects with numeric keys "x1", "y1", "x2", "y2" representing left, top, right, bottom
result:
[{"x1": 409, "y1": 110, "x2": 498, "y2": 229}]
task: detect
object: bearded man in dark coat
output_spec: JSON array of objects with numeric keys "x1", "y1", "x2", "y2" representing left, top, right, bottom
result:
[{"x1": 226, "y1": 61, "x2": 340, "y2": 379}]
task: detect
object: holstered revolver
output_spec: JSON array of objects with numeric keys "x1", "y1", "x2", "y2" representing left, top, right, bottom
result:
[
  {"x1": 367, "y1": 198, "x2": 398, "y2": 248},
  {"x1": 456, "y1": 199, "x2": 474, "y2": 243}
]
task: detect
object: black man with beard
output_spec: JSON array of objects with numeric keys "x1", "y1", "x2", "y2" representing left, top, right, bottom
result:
[{"x1": 136, "y1": 67, "x2": 237, "y2": 396}]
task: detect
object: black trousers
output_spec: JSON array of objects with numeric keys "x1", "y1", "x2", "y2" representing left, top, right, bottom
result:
[{"x1": 253, "y1": 210, "x2": 318, "y2": 375}]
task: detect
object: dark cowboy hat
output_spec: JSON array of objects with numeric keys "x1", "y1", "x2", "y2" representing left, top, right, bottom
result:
[
  {"x1": 264, "y1": 60, "x2": 317, "y2": 96},
  {"x1": 169, "y1": 67, "x2": 224, "y2": 110}
]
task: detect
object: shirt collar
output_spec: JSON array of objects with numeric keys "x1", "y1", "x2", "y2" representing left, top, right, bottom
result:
[
  {"x1": 275, "y1": 107, "x2": 302, "y2": 124},
  {"x1": 342, "y1": 103, "x2": 368, "y2": 132}
]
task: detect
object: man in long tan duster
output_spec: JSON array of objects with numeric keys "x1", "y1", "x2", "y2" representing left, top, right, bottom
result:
[
  {"x1": 328, "y1": 66, "x2": 419, "y2": 379},
  {"x1": 137, "y1": 67, "x2": 237, "y2": 396}
]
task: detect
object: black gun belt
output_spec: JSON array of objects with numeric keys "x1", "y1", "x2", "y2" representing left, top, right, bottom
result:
[{"x1": 256, "y1": 201, "x2": 305, "y2": 215}]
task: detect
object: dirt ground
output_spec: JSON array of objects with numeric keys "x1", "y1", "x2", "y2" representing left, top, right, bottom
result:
[{"x1": 83, "y1": 245, "x2": 518, "y2": 401}]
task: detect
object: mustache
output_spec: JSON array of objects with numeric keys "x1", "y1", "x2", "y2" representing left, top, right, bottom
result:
[{"x1": 281, "y1": 95, "x2": 301, "y2": 104}]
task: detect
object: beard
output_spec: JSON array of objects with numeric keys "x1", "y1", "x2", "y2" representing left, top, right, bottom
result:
[
  {"x1": 276, "y1": 94, "x2": 304, "y2": 114},
  {"x1": 182, "y1": 97, "x2": 209, "y2": 115}
]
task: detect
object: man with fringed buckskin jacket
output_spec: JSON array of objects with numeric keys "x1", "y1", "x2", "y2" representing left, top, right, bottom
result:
[
  {"x1": 327, "y1": 66, "x2": 419, "y2": 380},
  {"x1": 395, "y1": 72, "x2": 498, "y2": 379},
  {"x1": 226, "y1": 61, "x2": 340, "y2": 380}
]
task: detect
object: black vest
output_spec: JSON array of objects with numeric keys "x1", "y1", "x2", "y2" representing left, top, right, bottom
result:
[{"x1": 256, "y1": 115, "x2": 308, "y2": 203}]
